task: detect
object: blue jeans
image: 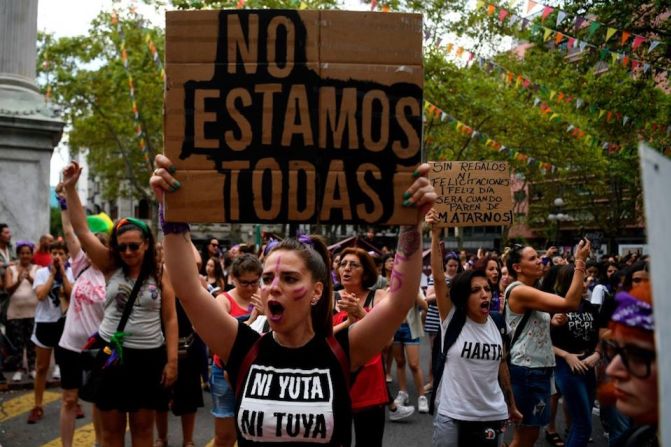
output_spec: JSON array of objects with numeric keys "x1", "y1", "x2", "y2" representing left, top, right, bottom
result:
[
  {"x1": 554, "y1": 357, "x2": 596, "y2": 447},
  {"x1": 509, "y1": 364, "x2": 552, "y2": 427}
]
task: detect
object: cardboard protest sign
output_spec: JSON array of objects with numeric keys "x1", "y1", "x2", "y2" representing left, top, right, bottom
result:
[
  {"x1": 164, "y1": 10, "x2": 423, "y2": 224},
  {"x1": 428, "y1": 161, "x2": 513, "y2": 227}
]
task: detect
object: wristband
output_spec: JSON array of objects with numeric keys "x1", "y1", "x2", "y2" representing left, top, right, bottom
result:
[
  {"x1": 57, "y1": 196, "x2": 67, "y2": 210},
  {"x1": 575, "y1": 267, "x2": 586, "y2": 274},
  {"x1": 159, "y1": 204, "x2": 190, "y2": 235}
]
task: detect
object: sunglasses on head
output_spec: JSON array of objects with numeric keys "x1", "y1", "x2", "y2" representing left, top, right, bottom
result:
[{"x1": 117, "y1": 242, "x2": 142, "y2": 253}]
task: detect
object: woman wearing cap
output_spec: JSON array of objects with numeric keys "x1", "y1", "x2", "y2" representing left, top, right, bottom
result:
[
  {"x1": 150, "y1": 154, "x2": 436, "y2": 447},
  {"x1": 62, "y1": 162, "x2": 178, "y2": 447},
  {"x1": 3, "y1": 240, "x2": 39, "y2": 382},
  {"x1": 601, "y1": 282, "x2": 658, "y2": 446},
  {"x1": 504, "y1": 240, "x2": 591, "y2": 447}
]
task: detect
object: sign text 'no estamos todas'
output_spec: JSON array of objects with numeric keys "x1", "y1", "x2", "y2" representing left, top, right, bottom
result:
[{"x1": 163, "y1": 9, "x2": 423, "y2": 224}]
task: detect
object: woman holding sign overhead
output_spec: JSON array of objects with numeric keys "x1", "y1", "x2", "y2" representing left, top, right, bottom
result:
[{"x1": 151, "y1": 154, "x2": 436, "y2": 446}]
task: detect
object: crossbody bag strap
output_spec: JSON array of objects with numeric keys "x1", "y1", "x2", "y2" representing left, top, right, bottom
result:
[
  {"x1": 116, "y1": 273, "x2": 146, "y2": 333},
  {"x1": 503, "y1": 282, "x2": 532, "y2": 350}
]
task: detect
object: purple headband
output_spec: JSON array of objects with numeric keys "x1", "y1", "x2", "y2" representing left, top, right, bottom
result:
[
  {"x1": 297, "y1": 234, "x2": 314, "y2": 249},
  {"x1": 263, "y1": 239, "x2": 280, "y2": 256},
  {"x1": 611, "y1": 290, "x2": 654, "y2": 332},
  {"x1": 16, "y1": 240, "x2": 35, "y2": 251}
]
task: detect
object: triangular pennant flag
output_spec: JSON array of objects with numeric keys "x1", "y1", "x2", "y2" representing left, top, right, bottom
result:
[
  {"x1": 631, "y1": 60, "x2": 641, "y2": 71},
  {"x1": 520, "y1": 18, "x2": 530, "y2": 31},
  {"x1": 456, "y1": 46, "x2": 464, "y2": 57},
  {"x1": 550, "y1": 113, "x2": 561, "y2": 122},
  {"x1": 587, "y1": 21, "x2": 601, "y2": 37},
  {"x1": 370, "y1": 0, "x2": 377, "y2": 10},
  {"x1": 607, "y1": 111, "x2": 613, "y2": 122},
  {"x1": 647, "y1": 40, "x2": 661, "y2": 53},
  {"x1": 382, "y1": 4, "x2": 390, "y2": 12},
  {"x1": 509, "y1": 15, "x2": 520, "y2": 27},
  {"x1": 567, "y1": 124, "x2": 575, "y2": 132},
  {"x1": 556, "y1": 32, "x2": 566, "y2": 45},
  {"x1": 568, "y1": 37, "x2": 576, "y2": 48},
  {"x1": 487, "y1": 4, "x2": 496, "y2": 16},
  {"x1": 632, "y1": 35, "x2": 645, "y2": 50},
  {"x1": 574, "y1": 16, "x2": 585, "y2": 32},
  {"x1": 579, "y1": 40, "x2": 589, "y2": 51},
  {"x1": 622, "y1": 55, "x2": 629, "y2": 67},
  {"x1": 556, "y1": 11, "x2": 567, "y2": 27},
  {"x1": 605, "y1": 27, "x2": 617, "y2": 42},
  {"x1": 550, "y1": 90, "x2": 557, "y2": 100},
  {"x1": 600, "y1": 48, "x2": 610, "y2": 60},
  {"x1": 541, "y1": 6, "x2": 554, "y2": 22},
  {"x1": 643, "y1": 63, "x2": 651, "y2": 73},
  {"x1": 476, "y1": 0, "x2": 485, "y2": 7},
  {"x1": 610, "y1": 52, "x2": 619, "y2": 64},
  {"x1": 620, "y1": 31, "x2": 631, "y2": 46},
  {"x1": 446, "y1": 43, "x2": 454, "y2": 53},
  {"x1": 527, "y1": 0, "x2": 538, "y2": 13},
  {"x1": 533, "y1": 97, "x2": 541, "y2": 106},
  {"x1": 599, "y1": 109, "x2": 606, "y2": 119},
  {"x1": 623, "y1": 116, "x2": 630, "y2": 126},
  {"x1": 543, "y1": 27, "x2": 553, "y2": 41},
  {"x1": 499, "y1": 8, "x2": 509, "y2": 23}
]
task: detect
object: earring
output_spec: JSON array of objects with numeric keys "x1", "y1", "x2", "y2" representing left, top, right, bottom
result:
[{"x1": 311, "y1": 299, "x2": 319, "y2": 306}]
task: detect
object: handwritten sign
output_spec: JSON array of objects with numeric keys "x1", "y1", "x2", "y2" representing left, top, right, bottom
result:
[
  {"x1": 429, "y1": 161, "x2": 513, "y2": 227},
  {"x1": 164, "y1": 10, "x2": 423, "y2": 224}
]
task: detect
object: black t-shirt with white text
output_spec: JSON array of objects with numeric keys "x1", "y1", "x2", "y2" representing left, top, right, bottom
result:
[
  {"x1": 227, "y1": 323, "x2": 352, "y2": 446},
  {"x1": 551, "y1": 299, "x2": 599, "y2": 355}
]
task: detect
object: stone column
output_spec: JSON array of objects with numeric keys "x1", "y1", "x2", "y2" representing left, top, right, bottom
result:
[{"x1": 0, "y1": 0, "x2": 64, "y2": 245}]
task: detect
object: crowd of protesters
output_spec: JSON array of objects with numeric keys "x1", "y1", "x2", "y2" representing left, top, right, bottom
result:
[{"x1": 0, "y1": 157, "x2": 659, "y2": 447}]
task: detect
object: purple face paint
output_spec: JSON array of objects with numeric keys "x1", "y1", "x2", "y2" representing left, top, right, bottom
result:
[{"x1": 271, "y1": 255, "x2": 282, "y2": 289}]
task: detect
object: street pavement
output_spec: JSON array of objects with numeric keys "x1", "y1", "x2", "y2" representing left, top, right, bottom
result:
[{"x1": 0, "y1": 337, "x2": 610, "y2": 446}]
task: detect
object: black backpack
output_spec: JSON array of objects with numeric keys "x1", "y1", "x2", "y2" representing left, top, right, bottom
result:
[
  {"x1": 428, "y1": 310, "x2": 507, "y2": 415},
  {"x1": 429, "y1": 282, "x2": 531, "y2": 415}
]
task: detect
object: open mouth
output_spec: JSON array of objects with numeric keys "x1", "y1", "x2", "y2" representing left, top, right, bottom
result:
[
  {"x1": 267, "y1": 300, "x2": 285, "y2": 322},
  {"x1": 480, "y1": 301, "x2": 490, "y2": 311}
]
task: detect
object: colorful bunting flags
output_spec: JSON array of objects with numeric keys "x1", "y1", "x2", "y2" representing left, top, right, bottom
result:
[
  {"x1": 541, "y1": 6, "x2": 554, "y2": 22},
  {"x1": 110, "y1": 10, "x2": 152, "y2": 172},
  {"x1": 423, "y1": 100, "x2": 560, "y2": 174}
]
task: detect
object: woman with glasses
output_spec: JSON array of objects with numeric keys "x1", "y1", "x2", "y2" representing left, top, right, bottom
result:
[
  {"x1": 601, "y1": 282, "x2": 657, "y2": 447},
  {"x1": 549, "y1": 265, "x2": 601, "y2": 447},
  {"x1": 503, "y1": 240, "x2": 591, "y2": 447},
  {"x1": 210, "y1": 253, "x2": 263, "y2": 447},
  {"x1": 62, "y1": 162, "x2": 178, "y2": 447},
  {"x1": 333, "y1": 247, "x2": 415, "y2": 446},
  {"x1": 151, "y1": 154, "x2": 435, "y2": 447}
]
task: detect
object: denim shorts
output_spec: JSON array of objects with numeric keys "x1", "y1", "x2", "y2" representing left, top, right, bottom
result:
[
  {"x1": 509, "y1": 364, "x2": 553, "y2": 427},
  {"x1": 210, "y1": 363, "x2": 236, "y2": 418},
  {"x1": 393, "y1": 323, "x2": 420, "y2": 345}
]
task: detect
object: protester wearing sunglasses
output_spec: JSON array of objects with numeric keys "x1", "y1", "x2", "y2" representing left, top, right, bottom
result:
[
  {"x1": 600, "y1": 282, "x2": 658, "y2": 447},
  {"x1": 62, "y1": 162, "x2": 178, "y2": 446}
]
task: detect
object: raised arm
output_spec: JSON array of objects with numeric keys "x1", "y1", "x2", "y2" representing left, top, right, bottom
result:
[
  {"x1": 151, "y1": 154, "x2": 239, "y2": 363},
  {"x1": 348, "y1": 164, "x2": 436, "y2": 370},
  {"x1": 426, "y1": 209, "x2": 452, "y2": 322},
  {"x1": 61, "y1": 162, "x2": 113, "y2": 272},
  {"x1": 58, "y1": 187, "x2": 81, "y2": 259},
  {"x1": 511, "y1": 240, "x2": 591, "y2": 314}
]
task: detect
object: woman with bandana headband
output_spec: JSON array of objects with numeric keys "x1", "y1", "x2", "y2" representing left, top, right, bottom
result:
[
  {"x1": 62, "y1": 162, "x2": 178, "y2": 447},
  {"x1": 600, "y1": 282, "x2": 658, "y2": 447},
  {"x1": 151, "y1": 153, "x2": 436, "y2": 447}
]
